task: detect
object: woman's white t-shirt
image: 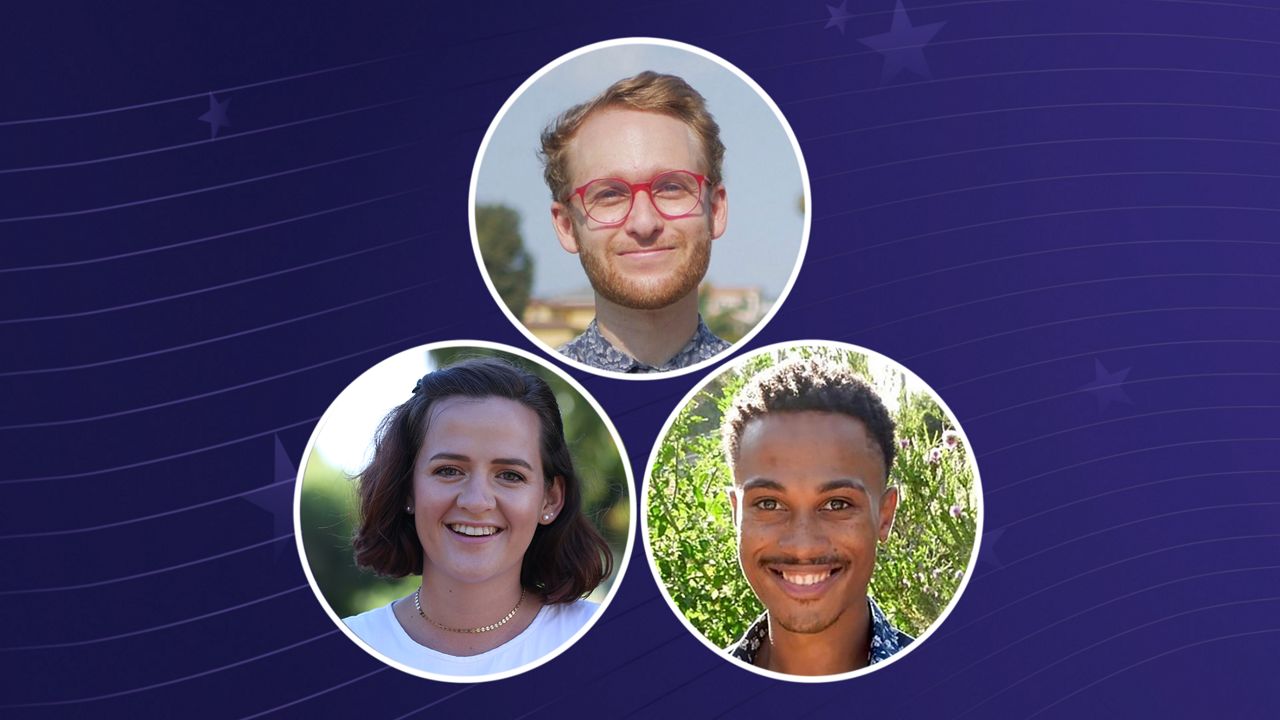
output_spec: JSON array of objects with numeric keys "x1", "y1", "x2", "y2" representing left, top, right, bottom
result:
[{"x1": 344, "y1": 599, "x2": 598, "y2": 677}]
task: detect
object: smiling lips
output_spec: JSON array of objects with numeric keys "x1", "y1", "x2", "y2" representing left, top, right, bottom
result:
[
  {"x1": 618, "y1": 246, "x2": 674, "y2": 257},
  {"x1": 768, "y1": 565, "x2": 845, "y2": 597},
  {"x1": 447, "y1": 523, "x2": 502, "y2": 537},
  {"x1": 781, "y1": 569, "x2": 834, "y2": 586}
]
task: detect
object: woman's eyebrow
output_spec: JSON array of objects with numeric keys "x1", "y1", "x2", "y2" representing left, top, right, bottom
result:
[
  {"x1": 427, "y1": 452, "x2": 533, "y2": 471},
  {"x1": 492, "y1": 457, "x2": 534, "y2": 470}
]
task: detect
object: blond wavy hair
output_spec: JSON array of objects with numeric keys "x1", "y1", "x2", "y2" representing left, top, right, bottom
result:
[{"x1": 540, "y1": 71, "x2": 725, "y2": 202}]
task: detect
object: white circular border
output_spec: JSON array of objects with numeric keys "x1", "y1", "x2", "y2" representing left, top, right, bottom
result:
[
  {"x1": 468, "y1": 37, "x2": 812, "y2": 381},
  {"x1": 639, "y1": 340, "x2": 985, "y2": 683},
  {"x1": 293, "y1": 339, "x2": 639, "y2": 684}
]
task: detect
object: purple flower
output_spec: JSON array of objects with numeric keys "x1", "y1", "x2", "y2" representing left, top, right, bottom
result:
[
  {"x1": 927, "y1": 447, "x2": 942, "y2": 464},
  {"x1": 949, "y1": 504, "x2": 963, "y2": 518},
  {"x1": 899, "y1": 438, "x2": 911, "y2": 449},
  {"x1": 942, "y1": 430, "x2": 960, "y2": 448}
]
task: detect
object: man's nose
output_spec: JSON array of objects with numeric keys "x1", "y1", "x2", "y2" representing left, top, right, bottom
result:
[
  {"x1": 623, "y1": 190, "x2": 664, "y2": 240},
  {"x1": 455, "y1": 475, "x2": 496, "y2": 513},
  {"x1": 776, "y1": 512, "x2": 828, "y2": 556}
]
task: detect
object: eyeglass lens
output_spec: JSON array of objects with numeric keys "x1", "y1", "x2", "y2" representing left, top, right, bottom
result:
[{"x1": 582, "y1": 171, "x2": 702, "y2": 224}]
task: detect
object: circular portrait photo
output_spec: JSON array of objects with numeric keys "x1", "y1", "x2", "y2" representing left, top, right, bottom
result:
[
  {"x1": 643, "y1": 341, "x2": 982, "y2": 681},
  {"x1": 295, "y1": 341, "x2": 634, "y2": 682},
  {"x1": 471, "y1": 38, "x2": 809, "y2": 379}
]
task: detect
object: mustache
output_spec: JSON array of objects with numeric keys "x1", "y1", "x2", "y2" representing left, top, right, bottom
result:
[{"x1": 758, "y1": 554, "x2": 848, "y2": 566}]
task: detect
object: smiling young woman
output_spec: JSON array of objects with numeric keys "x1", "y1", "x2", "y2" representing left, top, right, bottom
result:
[{"x1": 342, "y1": 358, "x2": 613, "y2": 677}]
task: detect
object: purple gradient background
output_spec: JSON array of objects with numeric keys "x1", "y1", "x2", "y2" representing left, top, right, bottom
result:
[{"x1": 2, "y1": 1, "x2": 1278, "y2": 718}]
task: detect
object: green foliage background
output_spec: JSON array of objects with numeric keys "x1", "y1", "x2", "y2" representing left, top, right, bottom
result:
[
  {"x1": 476, "y1": 203, "x2": 534, "y2": 319},
  {"x1": 300, "y1": 347, "x2": 630, "y2": 619},
  {"x1": 647, "y1": 346, "x2": 978, "y2": 647}
]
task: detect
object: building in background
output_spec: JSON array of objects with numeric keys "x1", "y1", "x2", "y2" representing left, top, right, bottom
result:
[
  {"x1": 524, "y1": 285, "x2": 769, "y2": 347},
  {"x1": 522, "y1": 292, "x2": 596, "y2": 348}
]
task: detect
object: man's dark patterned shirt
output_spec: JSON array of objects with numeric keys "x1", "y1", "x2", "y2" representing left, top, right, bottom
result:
[
  {"x1": 558, "y1": 316, "x2": 730, "y2": 373},
  {"x1": 728, "y1": 596, "x2": 913, "y2": 669}
]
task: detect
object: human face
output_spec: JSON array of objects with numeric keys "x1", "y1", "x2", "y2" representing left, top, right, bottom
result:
[
  {"x1": 410, "y1": 396, "x2": 564, "y2": 589},
  {"x1": 551, "y1": 108, "x2": 728, "y2": 311},
  {"x1": 729, "y1": 411, "x2": 898, "y2": 635}
]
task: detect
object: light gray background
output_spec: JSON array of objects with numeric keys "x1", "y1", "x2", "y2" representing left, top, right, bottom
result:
[{"x1": 475, "y1": 42, "x2": 806, "y2": 300}]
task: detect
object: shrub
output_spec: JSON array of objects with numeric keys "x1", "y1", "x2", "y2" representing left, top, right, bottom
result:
[{"x1": 647, "y1": 347, "x2": 977, "y2": 646}]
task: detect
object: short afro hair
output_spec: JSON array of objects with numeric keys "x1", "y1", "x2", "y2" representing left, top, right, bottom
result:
[{"x1": 721, "y1": 358, "x2": 897, "y2": 481}]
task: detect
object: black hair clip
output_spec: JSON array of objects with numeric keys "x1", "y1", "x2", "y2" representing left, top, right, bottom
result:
[{"x1": 411, "y1": 377, "x2": 424, "y2": 395}]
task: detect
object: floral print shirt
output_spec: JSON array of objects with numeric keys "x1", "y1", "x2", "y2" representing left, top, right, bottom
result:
[
  {"x1": 728, "y1": 596, "x2": 913, "y2": 669},
  {"x1": 558, "y1": 316, "x2": 730, "y2": 373}
]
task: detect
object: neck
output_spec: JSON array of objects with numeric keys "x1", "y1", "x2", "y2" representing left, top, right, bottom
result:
[
  {"x1": 759, "y1": 599, "x2": 871, "y2": 676},
  {"x1": 593, "y1": 289, "x2": 699, "y2": 367},
  {"x1": 417, "y1": 566, "x2": 525, "y2": 630}
]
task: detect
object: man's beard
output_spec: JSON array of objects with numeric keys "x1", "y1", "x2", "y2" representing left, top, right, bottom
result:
[
  {"x1": 752, "y1": 552, "x2": 857, "y2": 635},
  {"x1": 577, "y1": 235, "x2": 711, "y2": 311},
  {"x1": 772, "y1": 605, "x2": 848, "y2": 635}
]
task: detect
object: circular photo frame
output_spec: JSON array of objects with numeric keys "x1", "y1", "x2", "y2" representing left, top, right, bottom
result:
[
  {"x1": 294, "y1": 340, "x2": 636, "y2": 683},
  {"x1": 470, "y1": 37, "x2": 810, "y2": 380},
  {"x1": 641, "y1": 340, "x2": 983, "y2": 682}
]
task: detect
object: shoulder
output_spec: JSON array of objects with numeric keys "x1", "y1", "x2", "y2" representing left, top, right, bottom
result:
[
  {"x1": 688, "y1": 318, "x2": 731, "y2": 361},
  {"x1": 558, "y1": 318, "x2": 602, "y2": 358},
  {"x1": 493, "y1": 599, "x2": 598, "y2": 661},
  {"x1": 558, "y1": 321, "x2": 631, "y2": 370},
  {"x1": 343, "y1": 600, "x2": 401, "y2": 644},
  {"x1": 704, "y1": 327, "x2": 731, "y2": 351},
  {"x1": 558, "y1": 332, "x2": 590, "y2": 358},
  {"x1": 706, "y1": 334, "x2": 731, "y2": 354},
  {"x1": 866, "y1": 596, "x2": 913, "y2": 663},
  {"x1": 536, "y1": 598, "x2": 599, "y2": 632},
  {"x1": 895, "y1": 627, "x2": 915, "y2": 647},
  {"x1": 726, "y1": 611, "x2": 769, "y2": 663}
]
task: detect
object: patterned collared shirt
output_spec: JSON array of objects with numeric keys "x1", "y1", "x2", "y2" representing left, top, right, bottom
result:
[
  {"x1": 558, "y1": 316, "x2": 731, "y2": 373},
  {"x1": 728, "y1": 596, "x2": 913, "y2": 669}
]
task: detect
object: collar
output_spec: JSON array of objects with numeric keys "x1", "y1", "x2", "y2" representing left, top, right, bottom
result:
[
  {"x1": 558, "y1": 316, "x2": 731, "y2": 373},
  {"x1": 728, "y1": 596, "x2": 913, "y2": 669}
]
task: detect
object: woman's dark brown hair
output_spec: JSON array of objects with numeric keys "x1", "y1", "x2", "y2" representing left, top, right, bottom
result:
[{"x1": 353, "y1": 357, "x2": 613, "y2": 603}]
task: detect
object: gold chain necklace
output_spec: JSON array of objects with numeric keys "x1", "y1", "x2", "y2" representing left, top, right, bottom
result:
[{"x1": 414, "y1": 587, "x2": 526, "y2": 634}]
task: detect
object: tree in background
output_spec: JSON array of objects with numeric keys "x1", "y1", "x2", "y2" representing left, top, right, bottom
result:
[
  {"x1": 648, "y1": 347, "x2": 977, "y2": 647},
  {"x1": 300, "y1": 347, "x2": 629, "y2": 618},
  {"x1": 476, "y1": 204, "x2": 534, "y2": 318},
  {"x1": 870, "y1": 387, "x2": 976, "y2": 634}
]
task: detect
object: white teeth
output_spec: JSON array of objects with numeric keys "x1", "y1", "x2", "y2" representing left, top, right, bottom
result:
[
  {"x1": 781, "y1": 571, "x2": 831, "y2": 586},
  {"x1": 449, "y1": 524, "x2": 498, "y2": 536}
]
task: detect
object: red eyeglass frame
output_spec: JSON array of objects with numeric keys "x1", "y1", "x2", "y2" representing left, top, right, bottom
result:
[{"x1": 570, "y1": 170, "x2": 707, "y2": 226}]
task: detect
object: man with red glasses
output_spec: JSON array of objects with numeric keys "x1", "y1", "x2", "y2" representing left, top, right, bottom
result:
[{"x1": 541, "y1": 71, "x2": 731, "y2": 373}]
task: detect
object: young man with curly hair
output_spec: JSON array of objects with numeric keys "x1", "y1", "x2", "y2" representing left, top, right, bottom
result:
[{"x1": 721, "y1": 358, "x2": 912, "y2": 676}]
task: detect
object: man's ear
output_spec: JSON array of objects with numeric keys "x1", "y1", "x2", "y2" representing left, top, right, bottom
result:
[
  {"x1": 551, "y1": 202, "x2": 580, "y2": 254},
  {"x1": 877, "y1": 485, "x2": 899, "y2": 542},
  {"x1": 708, "y1": 183, "x2": 728, "y2": 240},
  {"x1": 541, "y1": 476, "x2": 566, "y2": 524}
]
